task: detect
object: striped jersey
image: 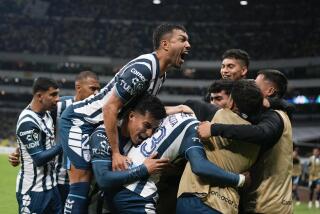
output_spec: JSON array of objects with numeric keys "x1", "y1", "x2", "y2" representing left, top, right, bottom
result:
[
  {"x1": 55, "y1": 96, "x2": 74, "y2": 185},
  {"x1": 124, "y1": 113, "x2": 200, "y2": 199},
  {"x1": 63, "y1": 53, "x2": 165, "y2": 125},
  {"x1": 16, "y1": 107, "x2": 57, "y2": 194}
]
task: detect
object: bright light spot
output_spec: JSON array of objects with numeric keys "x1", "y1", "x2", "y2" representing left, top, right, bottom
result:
[
  {"x1": 293, "y1": 95, "x2": 309, "y2": 104},
  {"x1": 153, "y1": 0, "x2": 161, "y2": 5},
  {"x1": 240, "y1": 1, "x2": 248, "y2": 6}
]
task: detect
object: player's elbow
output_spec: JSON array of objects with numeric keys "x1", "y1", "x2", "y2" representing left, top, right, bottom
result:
[
  {"x1": 190, "y1": 162, "x2": 205, "y2": 177},
  {"x1": 96, "y1": 178, "x2": 111, "y2": 190},
  {"x1": 93, "y1": 167, "x2": 113, "y2": 190},
  {"x1": 32, "y1": 156, "x2": 45, "y2": 167}
]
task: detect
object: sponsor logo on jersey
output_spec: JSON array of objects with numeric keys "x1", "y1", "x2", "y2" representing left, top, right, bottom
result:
[
  {"x1": 26, "y1": 141, "x2": 40, "y2": 149},
  {"x1": 210, "y1": 190, "x2": 238, "y2": 209},
  {"x1": 130, "y1": 68, "x2": 146, "y2": 82},
  {"x1": 19, "y1": 129, "x2": 34, "y2": 137}
]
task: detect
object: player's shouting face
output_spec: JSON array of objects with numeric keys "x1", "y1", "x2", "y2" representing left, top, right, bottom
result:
[
  {"x1": 166, "y1": 29, "x2": 191, "y2": 68},
  {"x1": 127, "y1": 111, "x2": 161, "y2": 145}
]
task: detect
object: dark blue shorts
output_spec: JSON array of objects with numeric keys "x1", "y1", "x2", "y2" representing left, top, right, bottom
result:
[
  {"x1": 16, "y1": 186, "x2": 62, "y2": 214},
  {"x1": 309, "y1": 179, "x2": 320, "y2": 189},
  {"x1": 107, "y1": 187, "x2": 156, "y2": 214},
  {"x1": 292, "y1": 176, "x2": 300, "y2": 185},
  {"x1": 177, "y1": 194, "x2": 221, "y2": 214},
  {"x1": 58, "y1": 113, "x2": 96, "y2": 170},
  {"x1": 57, "y1": 183, "x2": 70, "y2": 206}
]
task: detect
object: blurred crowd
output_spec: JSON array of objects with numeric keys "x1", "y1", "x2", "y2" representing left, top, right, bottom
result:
[{"x1": 0, "y1": 0, "x2": 319, "y2": 60}]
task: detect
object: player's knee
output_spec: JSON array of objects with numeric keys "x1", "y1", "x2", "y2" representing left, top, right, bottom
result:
[{"x1": 68, "y1": 165, "x2": 92, "y2": 184}]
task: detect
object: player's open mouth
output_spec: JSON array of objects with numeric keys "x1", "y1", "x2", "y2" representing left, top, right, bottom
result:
[
  {"x1": 222, "y1": 75, "x2": 231, "y2": 79},
  {"x1": 180, "y1": 51, "x2": 189, "y2": 63},
  {"x1": 137, "y1": 135, "x2": 146, "y2": 143}
]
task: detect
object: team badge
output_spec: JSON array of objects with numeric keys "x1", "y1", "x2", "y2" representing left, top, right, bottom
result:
[{"x1": 31, "y1": 132, "x2": 39, "y2": 141}]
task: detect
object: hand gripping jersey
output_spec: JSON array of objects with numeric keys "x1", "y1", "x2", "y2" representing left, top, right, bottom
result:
[
  {"x1": 124, "y1": 113, "x2": 199, "y2": 200},
  {"x1": 16, "y1": 107, "x2": 57, "y2": 194}
]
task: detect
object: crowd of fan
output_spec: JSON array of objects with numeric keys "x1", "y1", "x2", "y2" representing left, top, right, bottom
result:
[{"x1": 0, "y1": 0, "x2": 319, "y2": 60}]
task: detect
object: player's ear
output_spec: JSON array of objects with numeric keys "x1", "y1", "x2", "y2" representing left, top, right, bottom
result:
[
  {"x1": 160, "y1": 39, "x2": 169, "y2": 51},
  {"x1": 75, "y1": 81, "x2": 81, "y2": 92},
  {"x1": 128, "y1": 111, "x2": 135, "y2": 120},
  {"x1": 241, "y1": 66, "x2": 248, "y2": 77},
  {"x1": 266, "y1": 86, "x2": 276, "y2": 97}
]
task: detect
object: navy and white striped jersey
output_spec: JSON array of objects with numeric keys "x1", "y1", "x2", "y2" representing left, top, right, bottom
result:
[
  {"x1": 64, "y1": 53, "x2": 165, "y2": 125},
  {"x1": 16, "y1": 107, "x2": 57, "y2": 194},
  {"x1": 124, "y1": 113, "x2": 200, "y2": 199},
  {"x1": 55, "y1": 96, "x2": 74, "y2": 185}
]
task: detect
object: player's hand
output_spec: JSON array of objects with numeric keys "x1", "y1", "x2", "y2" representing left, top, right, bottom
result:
[
  {"x1": 8, "y1": 147, "x2": 20, "y2": 167},
  {"x1": 263, "y1": 98, "x2": 270, "y2": 108},
  {"x1": 242, "y1": 171, "x2": 251, "y2": 188},
  {"x1": 112, "y1": 153, "x2": 129, "y2": 171},
  {"x1": 178, "y1": 105, "x2": 195, "y2": 115},
  {"x1": 197, "y1": 121, "x2": 212, "y2": 140},
  {"x1": 143, "y1": 153, "x2": 169, "y2": 174},
  {"x1": 165, "y1": 105, "x2": 195, "y2": 115}
]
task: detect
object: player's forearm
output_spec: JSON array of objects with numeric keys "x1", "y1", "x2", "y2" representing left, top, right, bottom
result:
[
  {"x1": 187, "y1": 148, "x2": 239, "y2": 187},
  {"x1": 103, "y1": 105, "x2": 120, "y2": 154},
  {"x1": 210, "y1": 112, "x2": 283, "y2": 146},
  {"x1": 32, "y1": 144, "x2": 62, "y2": 167},
  {"x1": 92, "y1": 161, "x2": 149, "y2": 190}
]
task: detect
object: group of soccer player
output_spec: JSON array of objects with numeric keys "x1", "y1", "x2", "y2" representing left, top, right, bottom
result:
[
  {"x1": 9, "y1": 23, "x2": 298, "y2": 213},
  {"x1": 292, "y1": 148, "x2": 320, "y2": 208}
]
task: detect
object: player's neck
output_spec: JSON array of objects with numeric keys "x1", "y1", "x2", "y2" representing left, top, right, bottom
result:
[
  {"x1": 120, "y1": 119, "x2": 129, "y2": 138},
  {"x1": 155, "y1": 51, "x2": 170, "y2": 76},
  {"x1": 30, "y1": 99, "x2": 46, "y2": 113}
]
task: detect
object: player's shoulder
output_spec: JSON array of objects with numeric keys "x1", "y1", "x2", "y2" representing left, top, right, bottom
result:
[
  {"x1": 128, "y1": 53, "x2": 158, "y2": 71},
  {"x1": 59, "y1": 96, "x2": 74, "y2": 103},
  {"x1": 162, "y1": 113, "x2": 197, "y2": 128},
  {"x1": 17, "y1": 108, "x2": 41, "y2": 127},
  {"x1": 90, "y1": 126, "x2": 112, "y2": 158},
  {"x1": 91, "y1": 125, "x2": 109, "y2": 145}
]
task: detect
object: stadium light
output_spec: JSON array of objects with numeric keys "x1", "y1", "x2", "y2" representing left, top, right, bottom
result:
[
  {"x1": 240, "y1": 0, "x2": 248, "y2": 6},
  {"x1": 153, "y1": 0, "x2": 161, "y2": 5}
]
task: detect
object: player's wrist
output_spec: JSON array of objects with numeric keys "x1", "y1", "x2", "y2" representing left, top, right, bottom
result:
[{"x1": 237, "y1": 174, "x2": 245, "y2": 187}]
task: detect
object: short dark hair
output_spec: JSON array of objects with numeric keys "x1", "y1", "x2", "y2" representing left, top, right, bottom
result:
[
  {"x1": 32, "y1": 77, "x2": 58, "y2": 95},
  {"x1": 208, "y1": 79, "x2": 234, "y2": 95},
  {"x1": 75, "y1": 70, "x2": 98, "y2": 82},
  {"x1": 132, "y1": 94, "x2": 167, "y2": 120},
  {"x1": 222, "y1": 49, "x2": 250, "y2": 68},
  {"x1": 231, "y1": 80, "x2": 263, "y2": 117},
  {"x1": 153, "y1": 23, "x2": 186, "y2": 50},
  {"x1": 257, "y1": 69, "x2": 288, "y2": 98}
]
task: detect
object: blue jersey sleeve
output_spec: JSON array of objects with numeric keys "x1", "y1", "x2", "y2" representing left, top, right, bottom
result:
[
  {"x1": 17, "y1": 121, "x2": 44, "y2": 156},
  {"x1": 114, "y1": 64, "x2": 152, "y2": 102},
  {"x1": 178, "y1": 123, "x2": 240, "y2": 187},
  {"x1": 17, "y1": 121, "x2": 62, "y2": 166},
  {"x1": 90, "y1": 127, "x2": 149, "y2": 190},
  {"x1": 90, "y1": 127, "x2": 112, "y2": 162}
]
